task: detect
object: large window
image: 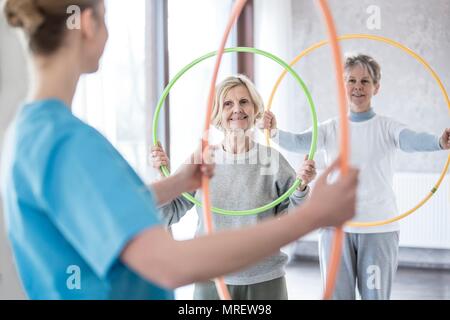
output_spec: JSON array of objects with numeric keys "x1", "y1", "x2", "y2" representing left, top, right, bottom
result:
[
  {"x1": 167, "y1": 0, "x2": 236, "y2": 241},
  {"x1": 167, "y1": 0, "x2": 237, "y2": 299},
  {"x1": 73, "y1": 0, "x2": 149, "y2": 179}
]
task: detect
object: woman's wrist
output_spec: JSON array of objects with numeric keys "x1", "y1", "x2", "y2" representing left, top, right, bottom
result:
[
  {"x1": 171, "y1": 171, "x2": 189, "y2": 193},
  {"x1": 297, "y1": 200, "x2": 322, "y2": 230}
]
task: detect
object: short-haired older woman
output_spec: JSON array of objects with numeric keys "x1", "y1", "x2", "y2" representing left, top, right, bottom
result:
[
  {"x1": 152, "y1": 74, "x2": 317, "y2": 300},
  {"x1": 262, "y1": 54, "x2": 450, "y2": 300}
]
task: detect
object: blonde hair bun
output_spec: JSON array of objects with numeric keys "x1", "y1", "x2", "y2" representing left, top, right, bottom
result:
[{"x1": 4, "y1": 0, "x2": 45, "y2": 34}]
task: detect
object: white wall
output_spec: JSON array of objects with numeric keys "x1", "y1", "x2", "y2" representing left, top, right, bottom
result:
[
  {"x1": 256, "y1": 0, "x2": 449, "y2": 172},
  {"x1": 0, "y1": 16, "x2": 28, "y2": 299},
  {"x1": 290, "y1": 0, "x2": 449, "y2": 173}
]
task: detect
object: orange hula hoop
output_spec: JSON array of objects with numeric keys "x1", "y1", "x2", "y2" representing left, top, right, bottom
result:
[
  {"x1": 201, "y1": 0, "x2": 248, "y2": 301},
  {"x1": 316, "y1": 0, "x2": 350, "y2": 300}
]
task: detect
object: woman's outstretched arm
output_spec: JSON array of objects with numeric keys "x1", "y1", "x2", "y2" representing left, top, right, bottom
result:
[{"x1": 122, "y1": 159, "x2": 358, "y2": 289}]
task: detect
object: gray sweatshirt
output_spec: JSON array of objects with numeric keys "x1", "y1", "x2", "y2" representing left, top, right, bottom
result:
[{"x1": 159, "y1": 143, "x2": 309, "y2": 285}]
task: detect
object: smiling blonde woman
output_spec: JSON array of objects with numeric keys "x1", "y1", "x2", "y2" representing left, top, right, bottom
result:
[{"x1": 152, "y1": 75, "x2": 318, "y2": 300}]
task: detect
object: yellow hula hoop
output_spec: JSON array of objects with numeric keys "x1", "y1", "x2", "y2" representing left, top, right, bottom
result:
[{"x1": 266, "y1": 33, "x2": 450, "y2": 228}]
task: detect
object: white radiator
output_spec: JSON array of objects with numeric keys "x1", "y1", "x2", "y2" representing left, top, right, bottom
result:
[
  {"x1": 301, "y1": 173, "x2": 450, "y2": 249},
  {"x1": 395, "y1": 173, "x2": 450, "y2": 249}
]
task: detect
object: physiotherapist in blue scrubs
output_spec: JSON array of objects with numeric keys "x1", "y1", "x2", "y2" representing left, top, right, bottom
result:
[{"x1": 1, "y1": 0, "x2": 360, "y2": 299}]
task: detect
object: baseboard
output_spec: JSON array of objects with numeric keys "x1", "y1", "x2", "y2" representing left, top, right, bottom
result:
[{"x1": 294, "y1": 240, "x2": 450, "y2": 270}]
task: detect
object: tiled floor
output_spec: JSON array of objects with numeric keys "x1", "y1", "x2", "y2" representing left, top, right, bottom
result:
[{"x1": 175, "y1": 258, "x2": 450, "y2": 300}]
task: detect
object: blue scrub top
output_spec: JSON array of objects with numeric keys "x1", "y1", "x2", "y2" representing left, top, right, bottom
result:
[{"x1": 0, "y1": 99, "x2": 174, "y2": 300}]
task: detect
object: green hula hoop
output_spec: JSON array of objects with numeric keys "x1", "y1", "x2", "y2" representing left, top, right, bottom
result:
[{"x1": 152, "y1": 47, "x2": 318, "y2": 215}]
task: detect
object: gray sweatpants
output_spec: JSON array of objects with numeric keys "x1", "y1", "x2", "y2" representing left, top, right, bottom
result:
[
  {"x1": 193, "y1": 276, "x2": 288, "y2": 300},
  {"x1": 319, "y1": 228, "x2": 399, "y2": 300}
]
